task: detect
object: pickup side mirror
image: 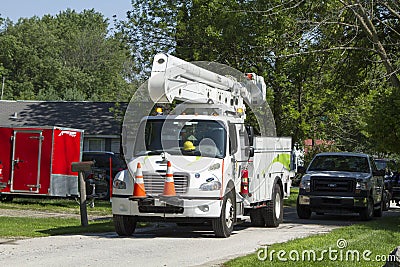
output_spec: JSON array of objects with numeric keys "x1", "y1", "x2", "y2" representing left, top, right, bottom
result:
[
  {"x1": 373, "y1": 169, "x2": 385, "y2": 176},
  {"x1": 245, "y1": 147, "x2": 254, "y2": 158}
]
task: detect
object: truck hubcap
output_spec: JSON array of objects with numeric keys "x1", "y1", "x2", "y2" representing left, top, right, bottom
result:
[
  {"x1": 225, "y1": 198, "x2": 234, "y2": 228},
  {"x1": 275, "y1": 192, "x2": 281, "y2": 219}
]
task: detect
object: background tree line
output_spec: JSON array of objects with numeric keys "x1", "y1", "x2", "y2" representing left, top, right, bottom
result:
[
  {"x1": 1, "y1": 1, "x2": 400, "y2": 156},
  {"x1": 0, "y1": 9, "x2": 135, "y2": 101}
]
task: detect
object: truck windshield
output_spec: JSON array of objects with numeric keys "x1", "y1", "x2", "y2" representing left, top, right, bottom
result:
[
  {"x1": 308, "y1": 155, "x2": 370, "y2": 173},
  {"x1": 134, "y1": 119, "x2": 226, "y2": 158}
]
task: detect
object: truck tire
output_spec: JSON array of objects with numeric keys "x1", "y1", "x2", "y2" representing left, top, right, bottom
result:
[
  {"x1": 212, "y1": 189, "x2": 235, "y2": 238},
  {"x1": 359, "y1": 198, "x2": 373, "y2": 221},
  {"x1": 250, "y1": 208, "x2": 265, "y2": 227},
  {"x1": 114, "y1": 215, "x2": 137, "y2": 236},
  {"x1": 263, "y1": 183, "x2": 283, "y2": 227},
  {"x1": 296, "y1": 197, "x2": 311, "y2": 219}
]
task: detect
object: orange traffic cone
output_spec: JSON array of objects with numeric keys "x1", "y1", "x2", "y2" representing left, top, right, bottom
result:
[
  {"x1": 162, "y1": 161, "x2": 176, "y2": 196},
  {"x1": 133, "y1": 162, "x2": 147, "y2": 198}
]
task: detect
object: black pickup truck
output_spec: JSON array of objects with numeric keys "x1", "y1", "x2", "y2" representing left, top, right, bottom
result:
[{"x1": 297, "y1": 152, "x2": 385, "y2": 220}]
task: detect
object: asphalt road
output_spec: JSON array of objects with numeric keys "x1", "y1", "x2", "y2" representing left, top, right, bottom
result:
[{"x1": 1, "y1": 206, "x2": 399, "y2": 267}]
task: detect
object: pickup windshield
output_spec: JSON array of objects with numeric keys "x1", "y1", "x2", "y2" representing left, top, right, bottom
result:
[
  {"x1": 308, "y1": 155, "x2": 370, "y2": 173},
  {"x1": 134, "y1": 119, "x2": 226, "y2": 158}
]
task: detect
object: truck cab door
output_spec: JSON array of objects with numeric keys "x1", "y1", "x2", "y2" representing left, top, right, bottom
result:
[{"x1": 228, "y1": 123, "x2": 240, "y2": 180}]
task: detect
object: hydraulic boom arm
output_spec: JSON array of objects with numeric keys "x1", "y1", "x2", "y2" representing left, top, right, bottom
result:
[{"x1": 148, "y1": 53, "x2": 266, "y2": 113}]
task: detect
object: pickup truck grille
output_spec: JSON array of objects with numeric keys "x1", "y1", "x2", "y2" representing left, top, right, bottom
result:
[
  {"x1": 311, "y1": 177, "x2": 355, "y2": 193},
  {"x1": 143, "y1": 172, "x2": 189, "y2": 195}
]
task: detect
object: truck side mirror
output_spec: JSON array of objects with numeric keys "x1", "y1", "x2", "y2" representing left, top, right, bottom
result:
[
  {"x1": 245, "y1": 147, "x2": 254, "y2": 158},
  {"x1": 245, "y1": 126, "x2": 254, "y2": 147}
]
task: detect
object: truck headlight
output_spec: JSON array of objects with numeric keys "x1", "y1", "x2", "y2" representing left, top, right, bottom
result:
[
  {"x1": 356, "y1": 181, "x2": 368, "y2": 191},
  {"x1": 200, "y1": 180, "x2": 221, "y2": 191},
  {"x1": 300, "y1": 177, "x2": 311, "y2": 192},
  {"x1": 113, "y1": 180, "x2": 126, "y2": 189}
]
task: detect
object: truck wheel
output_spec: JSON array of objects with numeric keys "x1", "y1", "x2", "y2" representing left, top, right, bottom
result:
[
  {"x1": 114, "y1": 215, "x2": 137, "y2": 236},
  {"x1": 212, "y1": 189, "x2": 235, "y2": 238},
  {"x1": 250, "y1": 208, "x2": 265, "y2": 227},
  {"x1": 360, "y1": 198, "x2": 373, "y2": 221},
  {"x1": 296, "y1": 197, "x2": 311, "y2": 219},
  {"x1": 263, "y1": 184, "x2": 283, "y2": 227}
]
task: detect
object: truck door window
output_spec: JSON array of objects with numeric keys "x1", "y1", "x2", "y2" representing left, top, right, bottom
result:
[{"x1": 228, "y1": 123, "x2": 238, "y2": 155}]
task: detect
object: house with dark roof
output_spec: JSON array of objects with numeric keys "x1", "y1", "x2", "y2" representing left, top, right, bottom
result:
[{"x1": 0, "y1": 101, "x2": 127, "y2": 154}]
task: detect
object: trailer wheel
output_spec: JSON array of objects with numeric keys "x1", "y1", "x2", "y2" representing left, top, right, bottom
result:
[
  {"x1": 0, "y1": 195, "x2": 13, "y2": 202},
  {"x1": 212, "y1": 189, "x2": 235, "y2": 238},
  {"x1": 359, "y1": 197, "x2": 373, "y2": 221},
  {"x1": 264, "y1": 183, "x2": 283, "y2": 227},
  {"x1": 296, "y1": 197, "x2": 311, "y2": 219},
  {"x1": 114, "y1": 215, "x2": 137, "y2": 236},
  {"x1": 250, "y1": 208, "x2": 265, "y2": 227}
]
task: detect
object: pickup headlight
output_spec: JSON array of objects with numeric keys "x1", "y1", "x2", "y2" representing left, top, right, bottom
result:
[
  {"x1": 300, "y1": 176, "x2": 311, "y2": 192},
  {"x1": 200, "y1": 180, "x2": 221, "y2": 191},
  {"x1": 356, "y1": 181, "x2": 368, "y2": 191}
]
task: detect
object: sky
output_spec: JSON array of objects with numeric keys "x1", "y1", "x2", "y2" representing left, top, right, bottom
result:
[{"x1": 1, "y1": 0, "x2": 132, "y2": 23}]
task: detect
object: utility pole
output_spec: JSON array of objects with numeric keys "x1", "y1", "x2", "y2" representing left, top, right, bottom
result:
[{"x1": 1, "y1": 76, "x2": 4, "y2": 100}]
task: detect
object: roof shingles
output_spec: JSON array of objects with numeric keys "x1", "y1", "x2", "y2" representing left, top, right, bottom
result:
[{"x1": 0, "y1": 101, "x2": 127, "y2": 136}]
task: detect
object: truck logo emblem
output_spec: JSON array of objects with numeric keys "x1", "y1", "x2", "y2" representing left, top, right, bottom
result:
[
  {"x1": 58, "y1": 131, "x2": 77, "y2": 137},
  {"x1": 328, "y1": 183, "x2": 337, "y2": 188}
]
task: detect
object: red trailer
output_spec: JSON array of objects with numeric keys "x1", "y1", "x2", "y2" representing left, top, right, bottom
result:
[{"x1": 0, "y1": 126, "x2": 83, "y2": 199}]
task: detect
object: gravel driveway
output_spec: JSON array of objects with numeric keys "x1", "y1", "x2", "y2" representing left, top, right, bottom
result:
[{"x1": 2, "y1": 206, "x2": 398, "y2": 266}]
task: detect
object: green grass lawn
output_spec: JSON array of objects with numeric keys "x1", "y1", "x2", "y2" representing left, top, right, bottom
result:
[
  {"x1": 226, "y1": 215, "x2": 400, "y2": 267},
  {"x1": 0, "y1": 197, "x2": 112, "y2": 216},
  {"x1": 0, "y1": 217, "x2": 115, "y2": 238},
  {"x1": 0, "y1": 197, "x2": 114, "y2": 238},
  {"x1": 285, "y1": 187, "x2": 298, "y2": 207}
]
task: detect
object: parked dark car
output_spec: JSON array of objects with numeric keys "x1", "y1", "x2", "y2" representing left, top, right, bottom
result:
[
  {"x1": 297, "y1": 152, "x2": 386, "y2": 220},
  {"x1": 374, "y1": 158, "x2": 396, "y2": 210},
  {"x1": 82, "y1": 151, "x2": 127, "y2": 199},
  {"x1": 375, "y1": 158, "x2": 400, "y2": 207}
]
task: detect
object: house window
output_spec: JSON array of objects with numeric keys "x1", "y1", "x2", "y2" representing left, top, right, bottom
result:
[
  {"x1": 111, "y1": 139, "x2": 120, "y2": 153},
  {"x1": 87, "y1": 139, "x2": 105, "y2": 151}
]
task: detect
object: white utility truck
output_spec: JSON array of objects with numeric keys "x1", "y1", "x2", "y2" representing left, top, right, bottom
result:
[{"x1": 112, "y1": 53, "x2": 292, "y2": 237}]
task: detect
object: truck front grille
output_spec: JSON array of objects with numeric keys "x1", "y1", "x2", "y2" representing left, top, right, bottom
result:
[
  {"x1": 311, "y1": 177, "x2": 355, "y2": 193},
  {"x1": 143, "y1": 172, "x2": 189, "y2": 195}
]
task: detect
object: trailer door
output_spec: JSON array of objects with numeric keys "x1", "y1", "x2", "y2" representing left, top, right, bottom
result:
[{"x1": 11, "y1": 130, "x2": 43, "y2": 193}]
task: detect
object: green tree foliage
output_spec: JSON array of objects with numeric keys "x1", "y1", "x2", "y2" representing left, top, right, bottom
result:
[
  {"x1": 119, "y1": 0, "x2": 366, "y2": 148},
  {"x1": 17, "y1": 1, "x2": 394, "y2": 154},
  {"x1": 116, "y1": 0, "x2": 186, "y2": 79},
  {"x1": 0, "y1": 9, "x2": 134, "y2": 101}
]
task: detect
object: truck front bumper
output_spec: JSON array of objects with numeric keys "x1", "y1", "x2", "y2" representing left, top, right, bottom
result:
[
  {"x1": 112, "y1": 195, "x2": 222, "y2": 219},
  {"x1": 298, "y1": 195, "x2": 368, "y2": 211}
]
